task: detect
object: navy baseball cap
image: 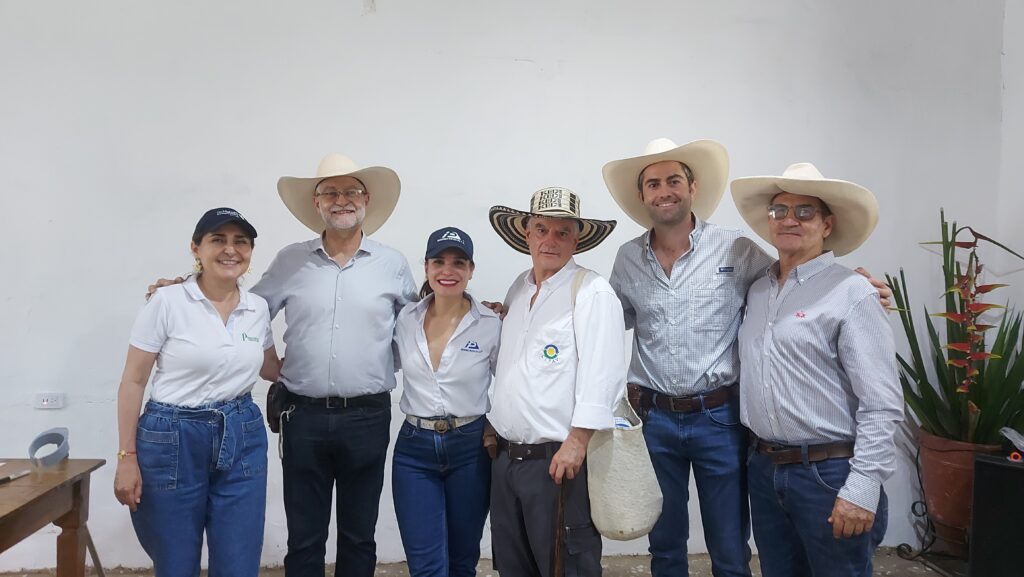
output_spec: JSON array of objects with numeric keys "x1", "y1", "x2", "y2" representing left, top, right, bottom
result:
[
  {"x1": 193, "y1": 207, "x2": 258, "y2": 240},
  {"x1": 425, "y1": 227, "x2": 473, "y2": 260}
]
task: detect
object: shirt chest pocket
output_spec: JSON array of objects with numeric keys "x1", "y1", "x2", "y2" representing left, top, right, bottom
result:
[
  {"x1": 689, "y1": 284, "x2": 743, "y2": 332},
  {"x1": 525, "y1": 320, "x2": 575, "y2": 376}
]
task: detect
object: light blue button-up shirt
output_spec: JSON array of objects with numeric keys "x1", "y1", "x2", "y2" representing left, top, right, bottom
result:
[
  {"x1": 738, "y1": 251, "x2": 903, "y2": 511},
  {"x1": 252, "y1": 235, "x2": 417, "y2": 398},
  {"x1": 610, "y1": 218, "x2": 772, "y2": 396}
]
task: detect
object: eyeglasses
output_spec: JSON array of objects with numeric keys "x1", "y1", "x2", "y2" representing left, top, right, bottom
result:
[
  {"x1": 767, "y1": 204, "x2": 825, "y2": 222},
  {"x1": 315, "y1": 188, "x2": 366, "y2": 202}
]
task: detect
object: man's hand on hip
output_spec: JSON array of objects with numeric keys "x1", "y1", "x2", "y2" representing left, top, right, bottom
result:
[
  {"x1": 828, "y1": 496, "x2": 875, "y2": 538},
  {"x1": 549, "y1": 427, "x2": 594, "y2": 484}
]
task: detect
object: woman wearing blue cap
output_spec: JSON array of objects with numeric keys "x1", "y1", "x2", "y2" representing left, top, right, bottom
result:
[
  {"x1": 113, "y1": 207, "x2": 280, "y2": 577},
  {"x1": 392, "y1": 227, "x2": 501, "y2": 577}
]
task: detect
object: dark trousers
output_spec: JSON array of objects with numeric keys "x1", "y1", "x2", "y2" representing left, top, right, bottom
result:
[
  {"x1": 281, "y1": 399, "x2": 391, "y2": 577},
  {"x1": 490, "y1": 449, "x2": 602, "y2": 577}
]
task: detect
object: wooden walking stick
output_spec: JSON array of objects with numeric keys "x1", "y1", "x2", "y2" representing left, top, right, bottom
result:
[{"x1": 551, "y1": 479, "x2": 569, "y2": 577}]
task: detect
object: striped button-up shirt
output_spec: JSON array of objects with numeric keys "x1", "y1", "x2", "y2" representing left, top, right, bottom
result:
[
  {"x1": 252, "y1": 235, "x2": 418, "y2": 398},
  {"x1": 738, "y1": 251, "x2": 903, "y2": 512},
  {"x1": 610, "y1": 218, "x2": 773, "y2": 396}
]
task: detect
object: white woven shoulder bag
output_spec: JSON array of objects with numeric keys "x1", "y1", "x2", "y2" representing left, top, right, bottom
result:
[{"x1": 570, "y1": 268, "x2": 663, "y2": 541}]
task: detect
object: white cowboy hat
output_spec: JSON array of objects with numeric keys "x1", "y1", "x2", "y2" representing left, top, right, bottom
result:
[
  {"x1": 602, "y1": 138, "x2": 729, "y2": 228},
  {"x1": 277, "y1": 153, "x2": 400, "y2": 235},
  {"x1": 730, "y1": 162, "x2": 879, "y2": 256},
  {"x1": 489, "y1": 186, "x2": 617, "y2": 255}
]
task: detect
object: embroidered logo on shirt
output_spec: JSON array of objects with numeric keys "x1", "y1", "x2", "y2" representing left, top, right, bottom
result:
[
  {"x1": 794, "y1": 311, "x2": 807, "y2": 319},
  {"x1": 542, "y1": 344, "x2": 560, "y2": 362},
  {"x1": 438, "y1": 230, "x2": 464, "y2": 244},
  {"x1": 461, "y1": 341, "x2": 482, "y2": 353},
  {"x1": 241, "y1": 333, "x2": 260, "y2": 342},
  {"x1": 717, "y1": 266, "x2": 735, "y2": 274}
]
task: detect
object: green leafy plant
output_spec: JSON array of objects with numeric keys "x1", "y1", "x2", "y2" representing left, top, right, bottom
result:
[{"x1": 886, "y1": 210, "x2": 1024, "y2": 445}]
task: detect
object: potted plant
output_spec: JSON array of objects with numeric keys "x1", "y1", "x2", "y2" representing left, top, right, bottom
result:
[{"x1": 887, "y1": 209, "x2": 1024, "y2": 557}]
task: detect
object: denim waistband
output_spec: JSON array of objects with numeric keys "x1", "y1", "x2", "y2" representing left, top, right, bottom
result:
[
  {"x1": 144, "y1": 392, "x2": 254, "y2": 421},
  {"x1": 143, "y1": 393, "x2": 257, "y2": 471}
]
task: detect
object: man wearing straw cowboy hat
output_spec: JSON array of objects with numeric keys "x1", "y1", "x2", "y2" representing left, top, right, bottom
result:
[
  {"x1": 732, "y1": 163, "x2": 902, "y2": 577},
  {"x1": 602, "y1": 140, "x2": 891, "y2": 577},
  {"x1": 487, "y1": 187, "x2": 626, "y2": 577},
  {"x1": 252, "y1": 153, "x2": 416, "y2": 577},
  {"x1": 146, "y1": 153, "x2": 416, "y2": 575}
]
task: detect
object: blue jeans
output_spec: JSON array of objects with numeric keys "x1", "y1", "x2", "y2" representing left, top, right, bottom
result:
[
  {"x1": 747, "y1": 452, "x2": 888, "y2": 577},
  {"x1": 643, "y1": 394, "x2": 752, "y2": 577},
  {"x1": 130, "y1": 393, "x2": 268, "y2": 577},
  {"x1": 281, "y1": 398, "x2": 391, "y2": 577},
  {"x1": 392, "y1": 417, "x2": 491, "y2": 577}
]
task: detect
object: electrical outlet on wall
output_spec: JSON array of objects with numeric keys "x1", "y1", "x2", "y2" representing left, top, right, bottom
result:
[{"x1": 34, "y1": 393, "x2": 65, "y2": 409}]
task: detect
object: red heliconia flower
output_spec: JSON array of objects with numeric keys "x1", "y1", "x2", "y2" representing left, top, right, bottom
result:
[
  {"x1": 975, "y1": 284, "x2": 1008, "y2": 294},
  {"x1": 969, "y1": 324, "x2": 996, "y2": 332},
  {"x1": 944, "y1": 343, "x2": 972, "y2": 352},
  {"x1": 966, "y1": 302, "x2": 1005, "y2": 314},
  {"x1": 931, "y1": 312, "x2": 971, "y2": 324},
  {"x1": 956, "y1": 380, "x2": 971, "y2": 393},
  {"x1": 968, "y1": 352, "x2": 1001, "y2": 361},
  {"x1": 947, "y1": 359, "x2": 971, "y2": 368},
  {"x1": 967, "y1": 367, "x2": 980, "y2": 377},
  {"x1": 954, "y1": 241, "x2": 978, "y2": 249}
]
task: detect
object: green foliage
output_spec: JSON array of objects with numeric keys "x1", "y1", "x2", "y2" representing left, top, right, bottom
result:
[{"x1": 886, "y1": 210, "x2": 1024, "y2": 445}]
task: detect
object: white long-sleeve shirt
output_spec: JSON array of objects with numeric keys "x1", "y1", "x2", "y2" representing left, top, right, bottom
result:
[
  {"x1": 394, "y1": 294, "x2": 501, "y2": 418},
  {"x1": 489, "y1": 259, "x2": 627, "y2": 444}
]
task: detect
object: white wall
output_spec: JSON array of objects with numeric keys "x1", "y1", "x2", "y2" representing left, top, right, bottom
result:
[{"x1": 0, "y1": 0, "x2": 1018, "y2": 569}]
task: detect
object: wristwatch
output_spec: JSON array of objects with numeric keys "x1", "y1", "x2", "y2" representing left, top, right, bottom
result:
[{"x1": 117, "y1": 449, "x2": 136, "y2": 461}]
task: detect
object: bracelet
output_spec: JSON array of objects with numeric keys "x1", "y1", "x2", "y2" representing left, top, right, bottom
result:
[{"x1": 117, "y1": 449, "x2": 137, "y2": 461}]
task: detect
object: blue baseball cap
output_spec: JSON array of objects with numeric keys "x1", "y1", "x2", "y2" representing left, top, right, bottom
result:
[
  {"x1": 193, "y1": 207, "x2": 258, "y2": 240},
  {"x1": 425, "y1": 227, "x2": 473, "y2": 260}
]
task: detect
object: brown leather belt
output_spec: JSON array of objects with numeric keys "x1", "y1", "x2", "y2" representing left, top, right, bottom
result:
[
  {"x1": 496, "y1": 437, "x2": 560, "y2": 461},
  {"x1": 752, "y1": 436, "x2": 855, "y2": 465},
  {"x1": 644, "y1": 384, "x2": 738, "y2": 413}
]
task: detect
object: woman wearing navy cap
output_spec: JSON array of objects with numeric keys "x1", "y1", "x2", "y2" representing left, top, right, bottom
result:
[
  {"x1": 113, "y1": 207, "x2": 280, "y2": 577},
  {"x1": 392, "y1": 227, "x2": 501, "y2": 577}
]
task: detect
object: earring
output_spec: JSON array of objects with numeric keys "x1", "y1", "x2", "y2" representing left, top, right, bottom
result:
[{"x1": 193, "y1": 258, "x2": 203, "y2": 274}]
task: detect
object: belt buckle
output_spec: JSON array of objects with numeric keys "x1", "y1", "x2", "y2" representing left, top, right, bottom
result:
[
  {"x1": 511, "y1": 442, "x2": 528, "y2": 461},
  {"x1": 325, "y1": 397, "x2": 345, "y2": 409},
  {"x1": 433, "y1": 420, "x2": 450, "y2": 433}
]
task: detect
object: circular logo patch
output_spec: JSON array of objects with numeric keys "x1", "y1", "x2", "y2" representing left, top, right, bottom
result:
[{"x1": 543, "y1": 344, "x2": 560, "y2": 360}]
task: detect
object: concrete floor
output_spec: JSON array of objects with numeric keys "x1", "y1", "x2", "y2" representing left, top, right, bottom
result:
[{"x1": 6, "y1": 548, "x2": 950, "y2": 576}]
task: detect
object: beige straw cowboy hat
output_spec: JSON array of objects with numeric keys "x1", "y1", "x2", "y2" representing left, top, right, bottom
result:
[
  {"x1": 277, "y1": 153, "x2": 400, "y2": 234},
  {"x1": 731, "y1": 162, "x2": 879, "y2": 256},
  {"x1": 602, "y1": 138, "x2": 729, "y2": 228}
]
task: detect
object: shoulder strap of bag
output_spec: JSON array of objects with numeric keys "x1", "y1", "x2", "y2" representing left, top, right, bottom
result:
[{"x1": 570, "y1": 267, "x2": 590, "y2": 310}]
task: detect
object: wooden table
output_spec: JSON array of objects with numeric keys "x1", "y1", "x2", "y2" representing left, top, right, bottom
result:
[{"x1": 0, "y1": 459, "x2": 105, "y2": 577}]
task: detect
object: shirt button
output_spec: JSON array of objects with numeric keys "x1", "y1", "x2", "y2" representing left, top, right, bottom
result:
[
  {"x1": 337, "y1": 296, "x2": 342, "y2": 301},
  {"x1": 334, "y1": 324, "x2": 339, "y2": 329},
  {"x1": 768, "y1": 321, "x2": 773, "y2": 326},
  {"x1": 669, "y1": 349, "x2": 677, "y2": 356},
  {"x1": 332, "y1": 354, "x2": 337, "y2": 359}
]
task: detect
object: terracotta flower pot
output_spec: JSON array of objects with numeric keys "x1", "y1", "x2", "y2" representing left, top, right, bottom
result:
[{"x1": 916, "y1": 429, "x2": 1001, "y2": 557}]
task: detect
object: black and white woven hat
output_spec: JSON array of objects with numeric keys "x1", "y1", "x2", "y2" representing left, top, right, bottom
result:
[{"x1": 489, "y1": 186, "x2": 616, "y2": 255}]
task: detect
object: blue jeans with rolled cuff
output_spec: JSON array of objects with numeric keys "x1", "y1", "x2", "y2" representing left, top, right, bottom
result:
[
  {"x1": 747, "y1": 450, "x2": 888, "y2": 577},
  {"x1": 392, "y1": 417, "x2": 491, "y2": 577},
  {"x1": 643, "y1": 393, "x2": 752, "y2": 577},
  {"x1": 130, "y1": 393, "x2": 268, "y2": 577}
]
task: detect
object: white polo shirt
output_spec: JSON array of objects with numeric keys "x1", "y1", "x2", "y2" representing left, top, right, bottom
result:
[
  {"x1": 394, "y1": 294, "x2": 501, "y2": 418},
  {"x1": 488, "y1": 259, "x2": 627, "y2": 444},
  {"x1": 130, "y1": 277, "x2": 273, "y2": 407}
]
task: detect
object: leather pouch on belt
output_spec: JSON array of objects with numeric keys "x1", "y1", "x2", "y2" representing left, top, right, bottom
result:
[
  {"x1": 483, "y1": 420, "x2": 498, "y2": 459},
  {"x1": 266, "y1": 381, "x2": 288, "y2": 434}
]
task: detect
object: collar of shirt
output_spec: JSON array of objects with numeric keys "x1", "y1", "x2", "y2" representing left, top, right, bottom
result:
[
  {"x1": 524, "y1": 257, "x2": 579, "y2": 290},
  {"x1": 768, "y1": 251, "x2": 836, "y2": 287},
  {"x1": 408, "y1": 292, "x2": 500, "y2": 323},
  {"x1": 182, "y1": 276, "x2": 256, "y2": 312},
  {"x1": 308, "y1": 233, "x2": 378, "y2": 260},
  {"x1": 642, "y1": 215, "x2": 707, "y2": 263}
]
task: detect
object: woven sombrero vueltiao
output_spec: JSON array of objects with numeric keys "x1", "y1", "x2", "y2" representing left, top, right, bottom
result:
[{"x1": 489, "y1": 187, "x2": 617, "y2": 255}]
